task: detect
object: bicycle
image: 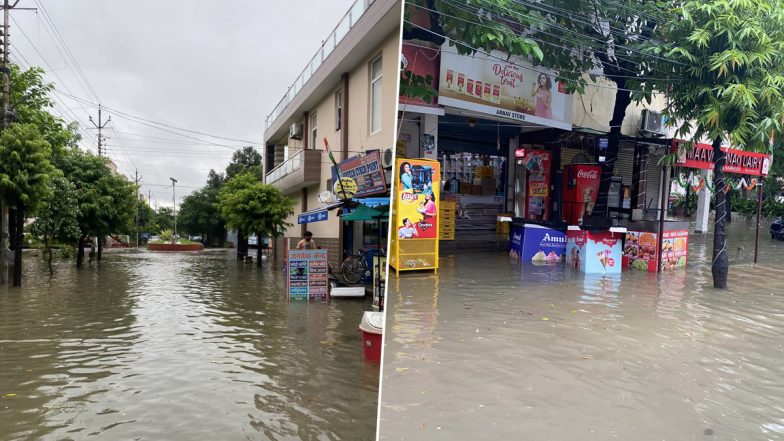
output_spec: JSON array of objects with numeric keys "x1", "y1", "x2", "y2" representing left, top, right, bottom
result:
[{"x1": 341, "y1": 248, "x2": 384, "y2": 284}]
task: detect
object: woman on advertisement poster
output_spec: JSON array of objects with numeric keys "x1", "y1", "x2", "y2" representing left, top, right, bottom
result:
[
  {"x1": 417, "y1": 192, "x2": 437, "y2": 220},
  {"x1": 400, "y1": 162, "x2": 413, "y2": 191},
  {"x1": 532, "y1": 73, "x2": 552, "y2": 119}
]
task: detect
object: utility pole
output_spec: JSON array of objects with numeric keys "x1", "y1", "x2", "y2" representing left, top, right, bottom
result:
[
  {"x1": 0, "y1": 0, "x2": 34, "y2": 285},
  {"x1": 89, "y1": 104, "x2": 110, "y2": 156},
  {"x1": 134, "y1": 170, "x2": 141, "y2": 247},
  {"x1": 170, "y1": 177, "x2": 177, "y2": 244}
]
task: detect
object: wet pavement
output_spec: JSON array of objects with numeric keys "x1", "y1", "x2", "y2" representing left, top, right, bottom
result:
[
  {"x1": 0, "y1": 250, "x2": 378, "y2": 440},
  {"x1": 379, "y1": 219, "x2": 784, "y2": 440}
]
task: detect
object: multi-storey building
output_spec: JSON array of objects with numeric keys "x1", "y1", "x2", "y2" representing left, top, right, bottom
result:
[{"x1": 263, "y1": 0, "x2": 401, "y2": 268}]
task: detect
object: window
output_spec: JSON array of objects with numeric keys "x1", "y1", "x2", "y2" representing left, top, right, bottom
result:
[
  {"x1": 335, "y1": 90, "x2": 343, "y2": 131},
  {"x1": 310, "y1": 112, "x2": 318, "y2": 149},
  {"x1": 369, "y1": 55, "x2": 382, "y2": 134}
]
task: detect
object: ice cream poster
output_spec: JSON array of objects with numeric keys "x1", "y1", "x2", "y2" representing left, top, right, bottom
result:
[
  {"x1": 396, "y1": 158, "x2": 440, "y2": 240},
  {"x1": 510, "y1": 224, "x2": 566, "y2": 263},
  {"x1": 566, "y1": 229, "x2": 622, "y2": 274}
]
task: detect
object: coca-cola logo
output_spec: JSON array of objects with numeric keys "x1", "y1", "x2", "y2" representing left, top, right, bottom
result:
[{"x1": 577, "y1": 169, "x2": 599, "y2": 179}]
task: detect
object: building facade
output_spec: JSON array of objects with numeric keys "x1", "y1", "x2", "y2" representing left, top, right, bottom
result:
[{"x1": 263, "y1": 0, "x2": 401, "y2": 268}]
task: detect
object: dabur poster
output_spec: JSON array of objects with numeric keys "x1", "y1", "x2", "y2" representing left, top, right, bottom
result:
[{"x1": 395, "y1": 159, "x2": 440, "y2": 240}]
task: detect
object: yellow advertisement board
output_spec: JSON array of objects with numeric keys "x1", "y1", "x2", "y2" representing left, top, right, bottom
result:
[{"x1": 390, "y1": 158, "x2": 440, "y2": 274}]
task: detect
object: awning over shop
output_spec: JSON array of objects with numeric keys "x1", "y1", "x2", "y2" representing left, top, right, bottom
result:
[
  {"x1": 353, "y1": 197, "x2": 391, "y2": 208},
  {"x1": 340, "y1": 204, "x2": 389, "y2": 222}
]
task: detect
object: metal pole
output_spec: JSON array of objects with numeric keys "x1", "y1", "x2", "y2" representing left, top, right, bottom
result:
[
  {"x1": 754, "y1": 182, "x2": 763, "y2": 264},
  {"x1": 657, "y1": 166, "x2": 669, "y2": 272},
  {"x1": 170, "y1": 177, "x2": 177, "y2": 244},
  {"x1": 0, "y1": 0, "x2": 9, "y2": 285}
]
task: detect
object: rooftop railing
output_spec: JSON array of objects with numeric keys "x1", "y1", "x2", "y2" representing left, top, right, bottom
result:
[{"x1": 264, "y1": 0, "x2": 369, "y2": 131}]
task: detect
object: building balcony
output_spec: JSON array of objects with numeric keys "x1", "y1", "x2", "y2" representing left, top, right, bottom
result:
[{"x1": 265, "y1": 149, "x2": 322, "y2": 193}]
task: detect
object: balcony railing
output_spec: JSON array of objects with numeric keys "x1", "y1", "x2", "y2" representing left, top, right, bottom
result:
[
  {"x1": 265, "y1": 149, "x2": 322, "y2": 192},
  {"x1": 264, "y1": 0, "x2": 369, "y2": 131}
]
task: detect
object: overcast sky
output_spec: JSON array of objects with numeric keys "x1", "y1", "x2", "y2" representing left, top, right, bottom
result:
[{"x1": 9, "y1": 0, "x2": 354, "y2": 207}]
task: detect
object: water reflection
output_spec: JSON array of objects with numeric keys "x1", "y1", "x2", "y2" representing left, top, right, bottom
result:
[
  {"x1": 0, "y1": 250, "x2": 378, "y2": 440},
  {"x1": 381, "y1": 219, "x2": 784, "y2": 440}
]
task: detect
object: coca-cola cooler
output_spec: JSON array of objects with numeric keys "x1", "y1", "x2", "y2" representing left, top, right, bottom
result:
[{"x1": 562, "y1": 164, "x2": 601, "y2": 225}]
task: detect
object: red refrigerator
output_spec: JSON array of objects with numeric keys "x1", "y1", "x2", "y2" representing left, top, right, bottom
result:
[{"x1": 562, "y1": 164, "x2": 601, "y2": 225}]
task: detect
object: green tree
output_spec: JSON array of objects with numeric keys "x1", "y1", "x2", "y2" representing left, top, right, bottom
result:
[
  {"x1": 225, "y1": 146, "x2": 263, "y2": 179},
  {"x1": 643, "y1": 0, "x2": 784, "y2": 288},
  {"x1": 30, "y1": 176, "x2": 80, "y2": 275},
  {"x1": 178, "y1": 187, "x2": 225, "y2": 246},
  {"x1": 0, "y1": 123, "x2": 56, "y2": 286},
  {"x1": 153, "y1": 207, "x2": 175, "y2": 232},
  {"x1": 218, "y1": 172, "x2": 294, "y2": 267}
]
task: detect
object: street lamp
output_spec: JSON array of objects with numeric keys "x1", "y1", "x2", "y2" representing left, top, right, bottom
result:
[{"x1": 170, "y1": 177, "x2": 177, "y2": 244}]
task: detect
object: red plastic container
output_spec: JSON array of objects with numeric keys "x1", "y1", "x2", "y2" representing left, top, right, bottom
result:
[{"x1": 359, "y1": 311, "x2": 383, "y2": 364}]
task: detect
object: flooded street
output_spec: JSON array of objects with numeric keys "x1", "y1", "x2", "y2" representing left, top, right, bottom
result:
[
  {"x1": 0, "y1": 250, "x2": 378, "y2": 440},
  {"x1": 380, "y1": 219, "x2": 784, "y2": 441}
]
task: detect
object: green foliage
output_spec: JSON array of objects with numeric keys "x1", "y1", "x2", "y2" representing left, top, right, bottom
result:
[
  {"x1": 30, "y1": 176, "x2": 80, "y2": 245},
  {"x1": 158, "y1": 229, "x2": 174, "y2": 242},
  {"x1": 153, "y1": 207, "x2": 175, "y2": 232},
  {"x1": 178, "y1": 186, "x2": 224, "y2": 239},
  {"x1": 60, "y1": 244, "x2": 75, "y2": 259},
  {"x1": 217, "y1": 172, "x2": 294, "y2": 239},
  {"x1": 225, "y1": 146, "x2": 263, "y2": 179},
  {"x1": 0, "y1": 123, "x2": 56, "y2": 213},
  {"x1": 400, "y1": 70, "x2": 437, "y2": 104},
  {"x1": 645, "y1": 0, "x2": 784, "y2": 151}
]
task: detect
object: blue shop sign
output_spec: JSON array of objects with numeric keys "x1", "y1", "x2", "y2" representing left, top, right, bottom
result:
[{"x1": 298, "y1": 209, "x2": 329, "y2": 225}]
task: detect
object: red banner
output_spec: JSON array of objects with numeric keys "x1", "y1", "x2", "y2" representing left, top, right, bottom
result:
[{"x1": 671, "y1": 140, "x2": 772, "y2": 177}]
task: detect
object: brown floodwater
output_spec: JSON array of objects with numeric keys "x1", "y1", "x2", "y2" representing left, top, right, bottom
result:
[
  {"x1": 380, "y1": 219, "x2": 784, "y2": 440},
  {"x1": 0, "y1": 250, "x2": 378, "y2": 440}
]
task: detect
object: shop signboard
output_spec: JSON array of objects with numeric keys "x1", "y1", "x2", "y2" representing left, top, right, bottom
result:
[
  {"x1": 671, "y1": 140, "x2": 772, "y2": 177},
  {"x1": 396, "y1": 159, "x2": 440, "y2": 240},
  {"x1": 438, "y1": 42, "x2": 573, "y2": 130},
  {"x1": 509, "y1": 224, "x2": 566, "y2": 263},
  {"x1": 331, "y1": 150, "x2": 387, "y2": 198},
  {"x1": 566, "y1": 229, "x2": 622, "y2": 274},
  {"x1": 287, "y1": 249, "x2": 329, "y2": 301}
]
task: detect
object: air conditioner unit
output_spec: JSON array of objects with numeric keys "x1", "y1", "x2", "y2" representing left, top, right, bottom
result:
[
  {"x1": 289, "y1": 122, "x2": 304, "y2": 140},
  {"x1": 640, "y1": 109, "x2": 667, "y2": 137},
  {"x1": 381, "y1": 147, "x2": 394, "y2": 168}
]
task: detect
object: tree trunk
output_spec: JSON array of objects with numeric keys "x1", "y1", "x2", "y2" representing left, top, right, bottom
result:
[
  {"x1": 77, "y1": 235, "x2": 86, "y2": 268},
  {"x1": 8, "y1": 205, "x2": 17, "y2": 251},
  {"x1": 0, "y1": 192, "x2": 7, "y2": 286},
  {"x1": 594, "y1": 77, "x2": 633, "y2": 216},
  {"x1": 256, "y1": 232, "x2": 262, "y2": 268},
  {"x1": 711, "y1": 137, "x2": 729, "y2": 289},
  {"x1": 726, "y1": 193, "x2": 732, "y2": 223},
  {"x1": 97, "y1": 236, "x2": 103, "y2": 261},
  {"x1": 237, "y1": 230, "x2": 248, "y2": 260},
  {"x1": 12, "y1": 202, "x2": 24, "y2": 287},
  {"x1": 44, "y1": 235, "x2": 53, "y2": 276}
]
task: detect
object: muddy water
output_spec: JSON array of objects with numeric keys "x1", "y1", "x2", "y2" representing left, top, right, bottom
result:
[
  {"x1": 0, "y1": 250, "x2": 378, "y2": 440},
  {"x1": 380, "y1": 219, "x2": 784, "y2": 440}
]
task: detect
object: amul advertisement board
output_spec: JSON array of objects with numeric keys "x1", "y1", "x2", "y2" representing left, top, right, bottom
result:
[
  {"x1": 509, "y1": 224, "x2": 566, "y2": 263},
  {"x1": 396, "y1": 159, "x2": 440, "y2": 240},
  {"x1": 330, "y1": 150, "x2": 387, "y2": 198},
  {"x1": 438, "y1": 41, "x2": 573, "y2": 130},
  {"x1": 287, "y1": 249, "x2": 329, "y2": 301}
]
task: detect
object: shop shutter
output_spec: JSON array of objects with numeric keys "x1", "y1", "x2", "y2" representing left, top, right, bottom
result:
[
  {"x1": 644, "y1": 151, "x2": 663, "y2": 211},
  {"x1": 560, "y1": 148, "x2": 593, "y2": 168},
  {"x1": 614, "y1": 143, "x2": 635, "y2": 186}
]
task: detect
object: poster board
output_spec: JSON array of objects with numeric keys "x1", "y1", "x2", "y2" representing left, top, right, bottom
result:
[
  {"x1": 390, "y1": 158, "x2": 440, "y2": 273},
  {"x1": 565, "y1": 229, "x2": 622, "y2": 274},
  {"x1": 287, "y1": 249, "x2": 329, "y2": 301}
]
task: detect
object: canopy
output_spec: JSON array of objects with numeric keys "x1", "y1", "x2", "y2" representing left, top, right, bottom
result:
[{"x1": 341, "y1": 204, "x2": 386, "y2": 222}]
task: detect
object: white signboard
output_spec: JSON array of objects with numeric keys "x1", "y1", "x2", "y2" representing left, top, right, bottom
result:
[{"x1": 438, "y1": 42, "x2": 573, "y2": 131}]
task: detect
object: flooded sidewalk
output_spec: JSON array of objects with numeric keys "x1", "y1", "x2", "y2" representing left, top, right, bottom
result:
[
  {"x1": 0, "y1": 250, "x2": 379, "y2": 440},
  {"x1": 379, "y1": 221, "x2": 784, "y2": 440}
]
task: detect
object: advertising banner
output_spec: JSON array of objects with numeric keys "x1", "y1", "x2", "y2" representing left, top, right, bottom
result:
[
  {"x1": 671, "y1": 140, "x2": 772, "y2": 177},
  {"x1": 400, "y1": 42, "x2": 440, "y2": 108},
  {"x1": 287, "y1": 249, "x2": 329, "y2": 301},
  {"x1": 395, "y1": 158, "x2": 440, "y2": 240},
  {"x1": 622, "y1": 231, "x2": 659, "y2": 272},
  {"x1": 660, "y1": 229, "x2": 689, "y2": 271},
  {"x1": 522, "y1": 150, "x2": 551, "y2": 220},
  {"x1": 331, "y1": 150, "x2": 387, "y2": 198},
  {"x1": 510, "y1": 224, "x2": 566, "y2": 263},
  {"x1": 566, "y1": 229, "x2": 622, "y2": 274},
  {"x1": 438, "y1": 42, "x2": 573, "y2": 130}
]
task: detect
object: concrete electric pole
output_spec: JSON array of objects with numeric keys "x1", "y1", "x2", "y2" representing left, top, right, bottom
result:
[
  {"x1": 134, "y1": 170, "x2": 141, "y2": 247},
  {"x1": 89, "y1": 104, "x2": 110, "y2": 156},
  {"x1": 0, "y1": 0, "x2": 35, "y2": 285}
]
